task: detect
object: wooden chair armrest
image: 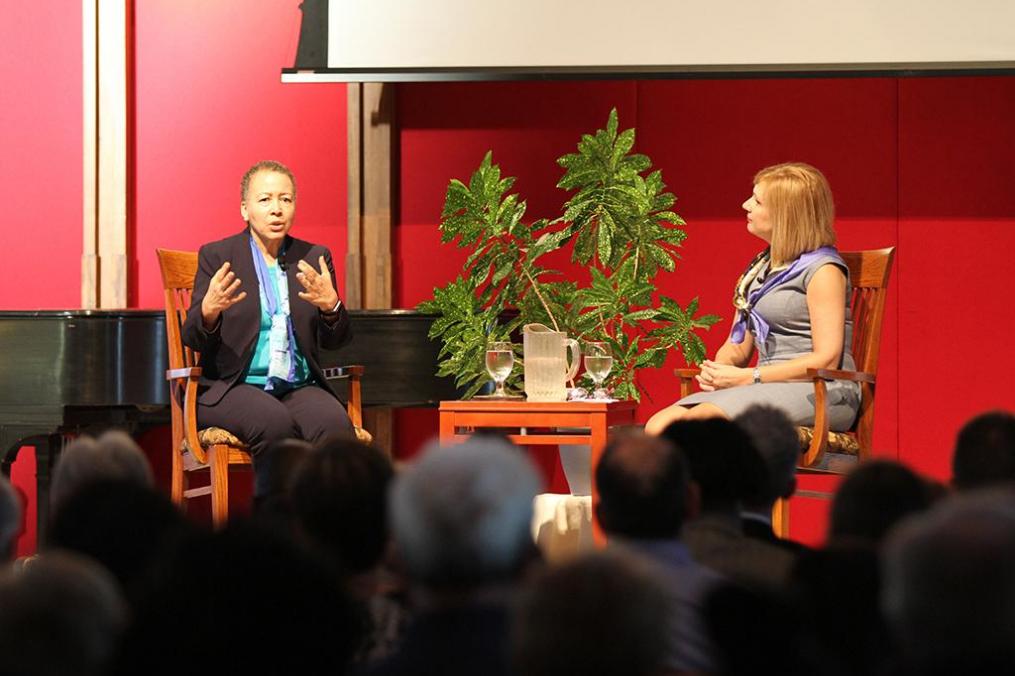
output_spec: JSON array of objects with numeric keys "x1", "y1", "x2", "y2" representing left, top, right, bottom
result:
[
  {"x1": 322, "y1": 365, "x2": 365, "y2": 380},
  {"x1": 167, "y1": 367, "x2": 202, "y2": 381},
  {"x1": 806, "y1": 368, "x2": 875, "y2": 384},
  {"x1": 322, "y1": 365, "x2": 366, "y2": 431},
  {"x1": 674, "y1": 368, "x2": 701, "y2": 400}
]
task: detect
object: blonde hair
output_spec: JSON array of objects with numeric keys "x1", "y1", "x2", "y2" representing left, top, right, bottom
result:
[{"x1": 754, "y1": 162, "x2": 836, "y2": 266}]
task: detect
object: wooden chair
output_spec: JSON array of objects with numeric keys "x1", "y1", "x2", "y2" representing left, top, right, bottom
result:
[
  {"x1": 156, "y1": 248, "x2": 366, "y2": 527},
  {"x1": 676, "y1": 248, "x2": 896, "y2": 533}
]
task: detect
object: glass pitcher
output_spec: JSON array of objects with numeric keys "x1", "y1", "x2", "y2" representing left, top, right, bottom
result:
[{"x1": 522, "y1": 324, "x2": 581, "y2": 402}]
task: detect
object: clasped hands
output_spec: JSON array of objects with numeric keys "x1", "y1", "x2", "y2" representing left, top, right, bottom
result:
[
  {"x1": 201, "y1": 256, "x2": 339, "y2": 328},
  {"x1": 695, "y1": 360, "x2": 751, "y2": 392}
]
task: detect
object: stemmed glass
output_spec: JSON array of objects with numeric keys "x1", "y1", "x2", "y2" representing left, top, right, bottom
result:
[
  {"x1": 584, "y1": 341, "x2": 613, "y2": 399},
  {"x1": 485, "y1": 341, "x2": 515, "y2": 398}
]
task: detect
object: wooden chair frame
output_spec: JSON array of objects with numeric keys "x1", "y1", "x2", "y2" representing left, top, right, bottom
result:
[{"x1": 156, "y1": 248, "x2": 365, "y2": 526}]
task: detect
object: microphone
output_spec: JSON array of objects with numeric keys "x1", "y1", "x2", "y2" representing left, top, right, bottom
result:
[{"x1": 278, "y1": 251, "x2": 288, "y2": 272}]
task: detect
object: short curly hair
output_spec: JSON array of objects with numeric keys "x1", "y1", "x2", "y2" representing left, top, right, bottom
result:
[{"x1": 240, "y1": 160, "x2": 296, "y2": 202}]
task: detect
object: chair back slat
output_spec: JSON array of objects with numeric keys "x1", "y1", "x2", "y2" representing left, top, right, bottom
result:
[
  {"x1": 842, "y1": 248, "x2": 895, "y2": 376},
  {"x1": 156, "y1": 249, "x2": 201, "y2": 371}
]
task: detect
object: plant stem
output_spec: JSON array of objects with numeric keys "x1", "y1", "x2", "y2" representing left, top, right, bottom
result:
[{"x1": 522, "y1": 266, "x2": 561, "y2": 332}]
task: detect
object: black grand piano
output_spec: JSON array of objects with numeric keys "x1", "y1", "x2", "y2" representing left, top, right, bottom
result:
[{"x1": 0, "y1": 309, "x2": 458, "y2": 533}]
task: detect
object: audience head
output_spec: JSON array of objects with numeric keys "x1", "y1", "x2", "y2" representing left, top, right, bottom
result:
[
  {"x1": 661, "y1": 418, "x2": 765, "y2": 513},
  {"x1": 0, "y1": 476, "x2": 22, "y2": 561},
  {"x1": 513, "y1": 551, "x2": 672, "y2": 676},
  {"x1": 736, "y1": 405, "x2": 799, "y2": 510},
  {"x1": 389, "y1": 437, "x2": 542, "y2": 592},
  {"x1": 51, "y1": 431, "x2": 153, "y2": 515},
  {"x1": 47, "y1": 479, "x2": 191, "y2": 597},
  {"x1": 0, "y1": 550, "x2": 126, "y2": 676},
  {"x1": 882, "y1": 490, "x2": 1015, "y2": 671},
  {"x1": 118, "y1": 523, "x2": 363, "y2": 674},
  {"x1": 290, "y1": 437, "x2": 394, "y2": 575},
  {"x1": 952, "y1": 410, "x2": 1015, "y2": 491},
  {"x1": 595, "y1": 431, "x2": 691, "y2": 539},
  {"x1": 829, "y1": 460, "x2": 936, "y2": 547}
]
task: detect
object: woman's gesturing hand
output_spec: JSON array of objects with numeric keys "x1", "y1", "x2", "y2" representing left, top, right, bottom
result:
[
  {"x1": 695, "y1": 360, "x2": 751, "y2": 391},
  {"x1": 201, "y1": 261, "x2": 246, "y2": 329},
  {"x1": 296, "y1": 256, "x2": 340, "y2": 312}
]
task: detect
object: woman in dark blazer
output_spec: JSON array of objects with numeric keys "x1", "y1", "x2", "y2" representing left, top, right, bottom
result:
[{"x1": 182, "y1": 160, "x2": 352, "y2": 494}]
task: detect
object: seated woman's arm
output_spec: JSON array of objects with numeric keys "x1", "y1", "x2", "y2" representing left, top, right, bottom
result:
[
  {"x1": 714, "y1": 318, "x2": 755, "y2": 367},
  {"x1": 700, "y1": 264, "x2": 847, "y2": 389}
]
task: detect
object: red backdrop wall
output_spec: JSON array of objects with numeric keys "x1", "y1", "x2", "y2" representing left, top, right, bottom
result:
[
  {"x1": 3, "y1": 0, "x2": 1013, "y2": 549},
  {"x1": 393, "y1": 76, "x2": 1015, "y2": 539}
]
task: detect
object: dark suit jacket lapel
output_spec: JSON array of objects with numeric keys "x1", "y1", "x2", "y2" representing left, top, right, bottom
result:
[{"x1": 229, "y1": 228, "x2": 261, "y2": 354}]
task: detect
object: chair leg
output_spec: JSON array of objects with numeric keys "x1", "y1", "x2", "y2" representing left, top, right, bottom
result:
[
  {"x1": 209, "y1": 444, "x2": 229, "y2": 529},
  {"x1": 772, "y1": 498, "x2": 790, "y2": 538}
]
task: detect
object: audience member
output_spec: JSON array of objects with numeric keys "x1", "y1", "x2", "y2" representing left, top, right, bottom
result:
[
  {"x1": 364, "y1": 437, "x2": 542, "y2": 676},
  {"x1": 513, "y1": 551, "x2": 672, "y2": 676},
  {"x1": 50, "y1": 430, "x2": 153, "y2": 515},
  {"x1": 882, "y1": 489, "x2": 1015, "y2": 675},
  {"x1": 828, "y1": 460, "x2": 936, "y2": 547},
  {"x1": 595, "y1": 430, "x2": 719, "y2": 673},
  {"x1": 703, "y1": 579, "x2": 806, "y2": 676},
  {"x1": 116, "y1": 522, "x2": 364, "y2": 675},
  {"x1": 290, "y1": 437, "x2": 402, "y2": 663},
  {"x1": 0, "y1": 550, "x2": 126, "y2": 676},
  {"x1": 291, "y1": 437, "x2": 393, "y2": 576},
  {"x1": 735, "y1": 404, "x2": 808, "y2": 552},
  {"x1": 951, "y1": 410, "x2": 1015, "y2": 491},
  {"x1": 662, "y1": 418, "x2": 796, "y2": 590},
  {"x1": 47, "y1": 479, "x2": 192, "y2": 601},
  {"x1": 0, "y1": 476, "x2": 22, "y2": 561},
  {"x1": 252, "y1": 437, "x2": 313, "y2": 520}
]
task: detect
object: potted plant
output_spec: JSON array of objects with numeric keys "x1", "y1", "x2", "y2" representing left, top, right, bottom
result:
[{"x1": 418, "y1": 109, "x2": 719, "y2": 401}]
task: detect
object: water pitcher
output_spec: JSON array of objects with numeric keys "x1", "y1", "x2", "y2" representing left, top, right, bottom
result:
[{"x1": 522, "y1": 324, "x2": 581, "y2": 402}]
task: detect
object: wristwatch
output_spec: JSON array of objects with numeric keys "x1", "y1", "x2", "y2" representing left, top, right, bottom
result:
[{"x1": 752, "y1": 367, "x2": 762, "y2": 384}]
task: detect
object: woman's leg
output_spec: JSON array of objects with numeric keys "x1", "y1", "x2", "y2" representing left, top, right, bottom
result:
[
  {"x1": 198, "y1": 384, "x2": 297, "y2": 456},
  {"x1": 644, "y1": 403, "x2": 728, "y2": 436},
  {"x1": 281, "y1": 385, "x2": 353, "y2": 445},
  {"x1": 198, "y1": 384, "x2": 299, "y2": 497}
]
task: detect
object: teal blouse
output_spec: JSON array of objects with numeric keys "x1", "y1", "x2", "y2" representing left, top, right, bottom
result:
[{"x1": 244, "y1": 260, "x2": 311, "y2": 389}]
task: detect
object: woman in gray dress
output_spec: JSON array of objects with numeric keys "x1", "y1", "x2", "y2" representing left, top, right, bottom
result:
[{"x1": 645, "y1": 163, "x2": 860, "y2": 435}]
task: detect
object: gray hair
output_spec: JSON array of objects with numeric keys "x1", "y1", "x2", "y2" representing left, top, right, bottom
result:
[
  {"x1": 0, "y1": 550, "x2": 126, "y2": 675},
  {"x1": 389, "y1": 437, "x2": 542, "y2": 589},
  {"x1": 51, "y1": 431, "x2": 153, "y2": 514},
  {"x1": 882, "y1": 490, "x2": 1015, "y2": 665},
  {"x1": 735, "y1": 404, "x2": 799, "y2": 506},
  {"x1": 0, "y1": 477, "x2": 21, "y2": 560}
]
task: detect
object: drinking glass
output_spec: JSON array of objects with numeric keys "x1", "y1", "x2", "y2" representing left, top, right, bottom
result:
[
  {"x1": 485, "y1": 341, "x2": 514, "y2": 398},
  {"x1": 583, "y1": 341, "x2": 613, "y2": 399}
]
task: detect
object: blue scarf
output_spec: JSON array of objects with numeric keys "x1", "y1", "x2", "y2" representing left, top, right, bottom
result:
[
  {"x1": 730, "y1": 245, "x2": 843, "y2": 345},
  {"x1": 249, "y1": 235, "x2": 298, "y2": 391}
]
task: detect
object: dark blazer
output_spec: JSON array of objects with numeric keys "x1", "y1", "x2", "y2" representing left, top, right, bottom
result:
[
  {"x1": 182, "y1": 229, "x2": 351, "y2": 406},
  {"x1": 741, "y1": 515, "x2": 810, "y2": 555}
]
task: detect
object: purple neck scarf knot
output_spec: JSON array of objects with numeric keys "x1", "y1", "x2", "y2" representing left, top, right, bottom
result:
[{"x1": 730, "y1": 246, "x2": 842, "y2": 345}]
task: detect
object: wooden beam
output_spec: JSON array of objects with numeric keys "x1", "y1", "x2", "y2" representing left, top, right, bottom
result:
[
  {"x1": 347, "y1": 82, "x2": 395, "y2": 453},
  {"x1": 83, "y1": 0, "x2": 130, "y2": 309}
]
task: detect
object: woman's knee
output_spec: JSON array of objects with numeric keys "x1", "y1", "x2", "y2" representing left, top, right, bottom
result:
[{"x1": 645, "y1": 405, "x2": 690, "y2": 436}]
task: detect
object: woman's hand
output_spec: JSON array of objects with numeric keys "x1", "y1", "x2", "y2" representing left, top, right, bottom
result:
[
  {"x1": 696, "y1": 360, "x2": 751, "y2": 391},
  {"x1": 296, "y1": 256, "x2": 340, "y2": 311},
  {"x1": 201, "y1": 261, "x2": 246, "y2": 329}
]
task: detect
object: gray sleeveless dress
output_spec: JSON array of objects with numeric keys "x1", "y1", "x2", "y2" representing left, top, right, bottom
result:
[{"x1": 678, "y1": 251, "x2": 860, "y2": 431}]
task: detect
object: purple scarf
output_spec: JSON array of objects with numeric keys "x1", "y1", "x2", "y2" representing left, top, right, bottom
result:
[{"x1": 730, "y1": 246, "x2": 842, "y2": 345}]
